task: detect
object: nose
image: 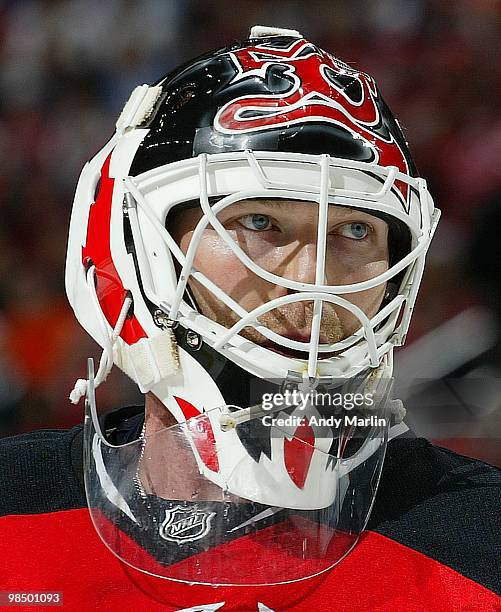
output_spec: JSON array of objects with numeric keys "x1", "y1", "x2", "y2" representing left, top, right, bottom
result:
[{"x1": 274, "y1": 241, "x2": 319, "y2": 294}]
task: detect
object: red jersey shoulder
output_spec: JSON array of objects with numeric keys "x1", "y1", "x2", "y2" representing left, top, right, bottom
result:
[{"x1": 0, "y1": 507, "x2": 499, "y2": 611}]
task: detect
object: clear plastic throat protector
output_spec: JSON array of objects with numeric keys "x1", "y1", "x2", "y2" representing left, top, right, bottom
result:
[{"x1": 84, "y1": 359, "x2": 392, "y2": 586}]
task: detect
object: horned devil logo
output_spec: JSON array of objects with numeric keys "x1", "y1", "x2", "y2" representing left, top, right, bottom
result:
[
  {"x1": 214, "y1": 38, "x2": 410, "y2": 180},
  {"x1": 159, "y1": 505, "x2": 215, "y2": 544}
]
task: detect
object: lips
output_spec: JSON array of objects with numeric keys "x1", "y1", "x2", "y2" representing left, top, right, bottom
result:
[{"x1": 261, "y1": 334, "x2": 339, "y2": 360}]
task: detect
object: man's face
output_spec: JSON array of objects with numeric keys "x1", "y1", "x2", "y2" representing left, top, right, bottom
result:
[{"x1": 170, "y1": 198, "x2": 389, "y2": 356}]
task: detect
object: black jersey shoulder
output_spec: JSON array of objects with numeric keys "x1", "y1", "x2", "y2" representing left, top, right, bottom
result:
[
  {"x1": 368, "y1": 437, "x2": 501, "y2": 595},
  {"x1": 0, "y1": 405, "x2": 145, "y2": 517},
  {"x1": 0, "y1": 425, "x2": 87, "y2": 516}
]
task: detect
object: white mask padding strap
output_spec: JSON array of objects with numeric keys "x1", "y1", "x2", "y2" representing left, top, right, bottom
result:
[
  {"x1": 250, "y1": 25, "x2": 302, "y2": 39},
  {"x1": 115, "y1": 84, "x2": 162, "y2": 135},
  {"x1": 70, "y1": 266, "x2": 180, "y2": 403},
  {"x1": 113, "y1": 329, "x2": 179, "y2": 393},
  {"x1": 69, "y1": 266, "x2": 132, "y2": 404}
]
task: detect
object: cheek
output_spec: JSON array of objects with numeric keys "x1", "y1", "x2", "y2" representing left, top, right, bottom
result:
[
  {"x1": 332, "y1": 284, "x2": 386, "y2": 337},
  {"x1": 334, "y1": 259, "x2": 388, "y2": 326},
  {"x1": 342, "y1": 259, "x2": 389, "y2": 285},
  {"x1": 347, "y1": 284, "x2": 386, "y2": 312},
  {"x1": 184, "y1": 233, "x2": 253, "y2": 298},
  {"x1": 325, "y1": 236, "x2": 389, "y2": 283}
]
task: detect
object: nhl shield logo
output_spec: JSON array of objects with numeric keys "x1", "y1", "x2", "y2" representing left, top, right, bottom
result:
[{"x1": 159, "y1": 505, "x2": 215, "y2": 544}]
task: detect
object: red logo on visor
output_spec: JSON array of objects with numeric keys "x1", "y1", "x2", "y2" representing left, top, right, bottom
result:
[
  {"x1": 284, "y1": 420, "x2": 315, "y2": 489},
  {"x1": 174, "y1": 396, "x2": 220, "y2": 473}
]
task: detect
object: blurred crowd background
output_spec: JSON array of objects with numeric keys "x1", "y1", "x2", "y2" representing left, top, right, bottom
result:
[{"x1": 0, "y1": 0, "x2": 500, "y2": 465}]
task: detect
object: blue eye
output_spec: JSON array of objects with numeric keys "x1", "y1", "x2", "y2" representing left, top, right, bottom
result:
[
  {"x1": 239, "y1": 214, "x2": 272, "y2": 231},
  {"x1": 339, "y1": 222, "x2": 370, "y2": 240}
]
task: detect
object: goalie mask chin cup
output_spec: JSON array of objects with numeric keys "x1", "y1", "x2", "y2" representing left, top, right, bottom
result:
[{"x1": 66, "y1": 27, "x2": 440, "y2": 584}]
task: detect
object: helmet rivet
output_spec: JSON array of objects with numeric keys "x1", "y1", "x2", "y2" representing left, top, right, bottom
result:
[
  {"x1": 153, "y1": 309, "x2": 177, "y2": 330},
  {"x1": 185, "y1": 329, "x2": 202, "y2": 350}
]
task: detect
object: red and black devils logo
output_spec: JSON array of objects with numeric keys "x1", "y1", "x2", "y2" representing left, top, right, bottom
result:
[{"x1": 215, "y1": 38, "x2": 409, "y2": 178}]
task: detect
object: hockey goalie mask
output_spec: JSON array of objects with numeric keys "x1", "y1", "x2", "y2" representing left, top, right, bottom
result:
[{"x1": 66, "y1": 26, "x2": 440, "y2": 584}]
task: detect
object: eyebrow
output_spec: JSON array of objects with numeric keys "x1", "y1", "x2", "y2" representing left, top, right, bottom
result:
[{"x1": 232, "y1": 199, "x2": 358, "y2": 216}]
